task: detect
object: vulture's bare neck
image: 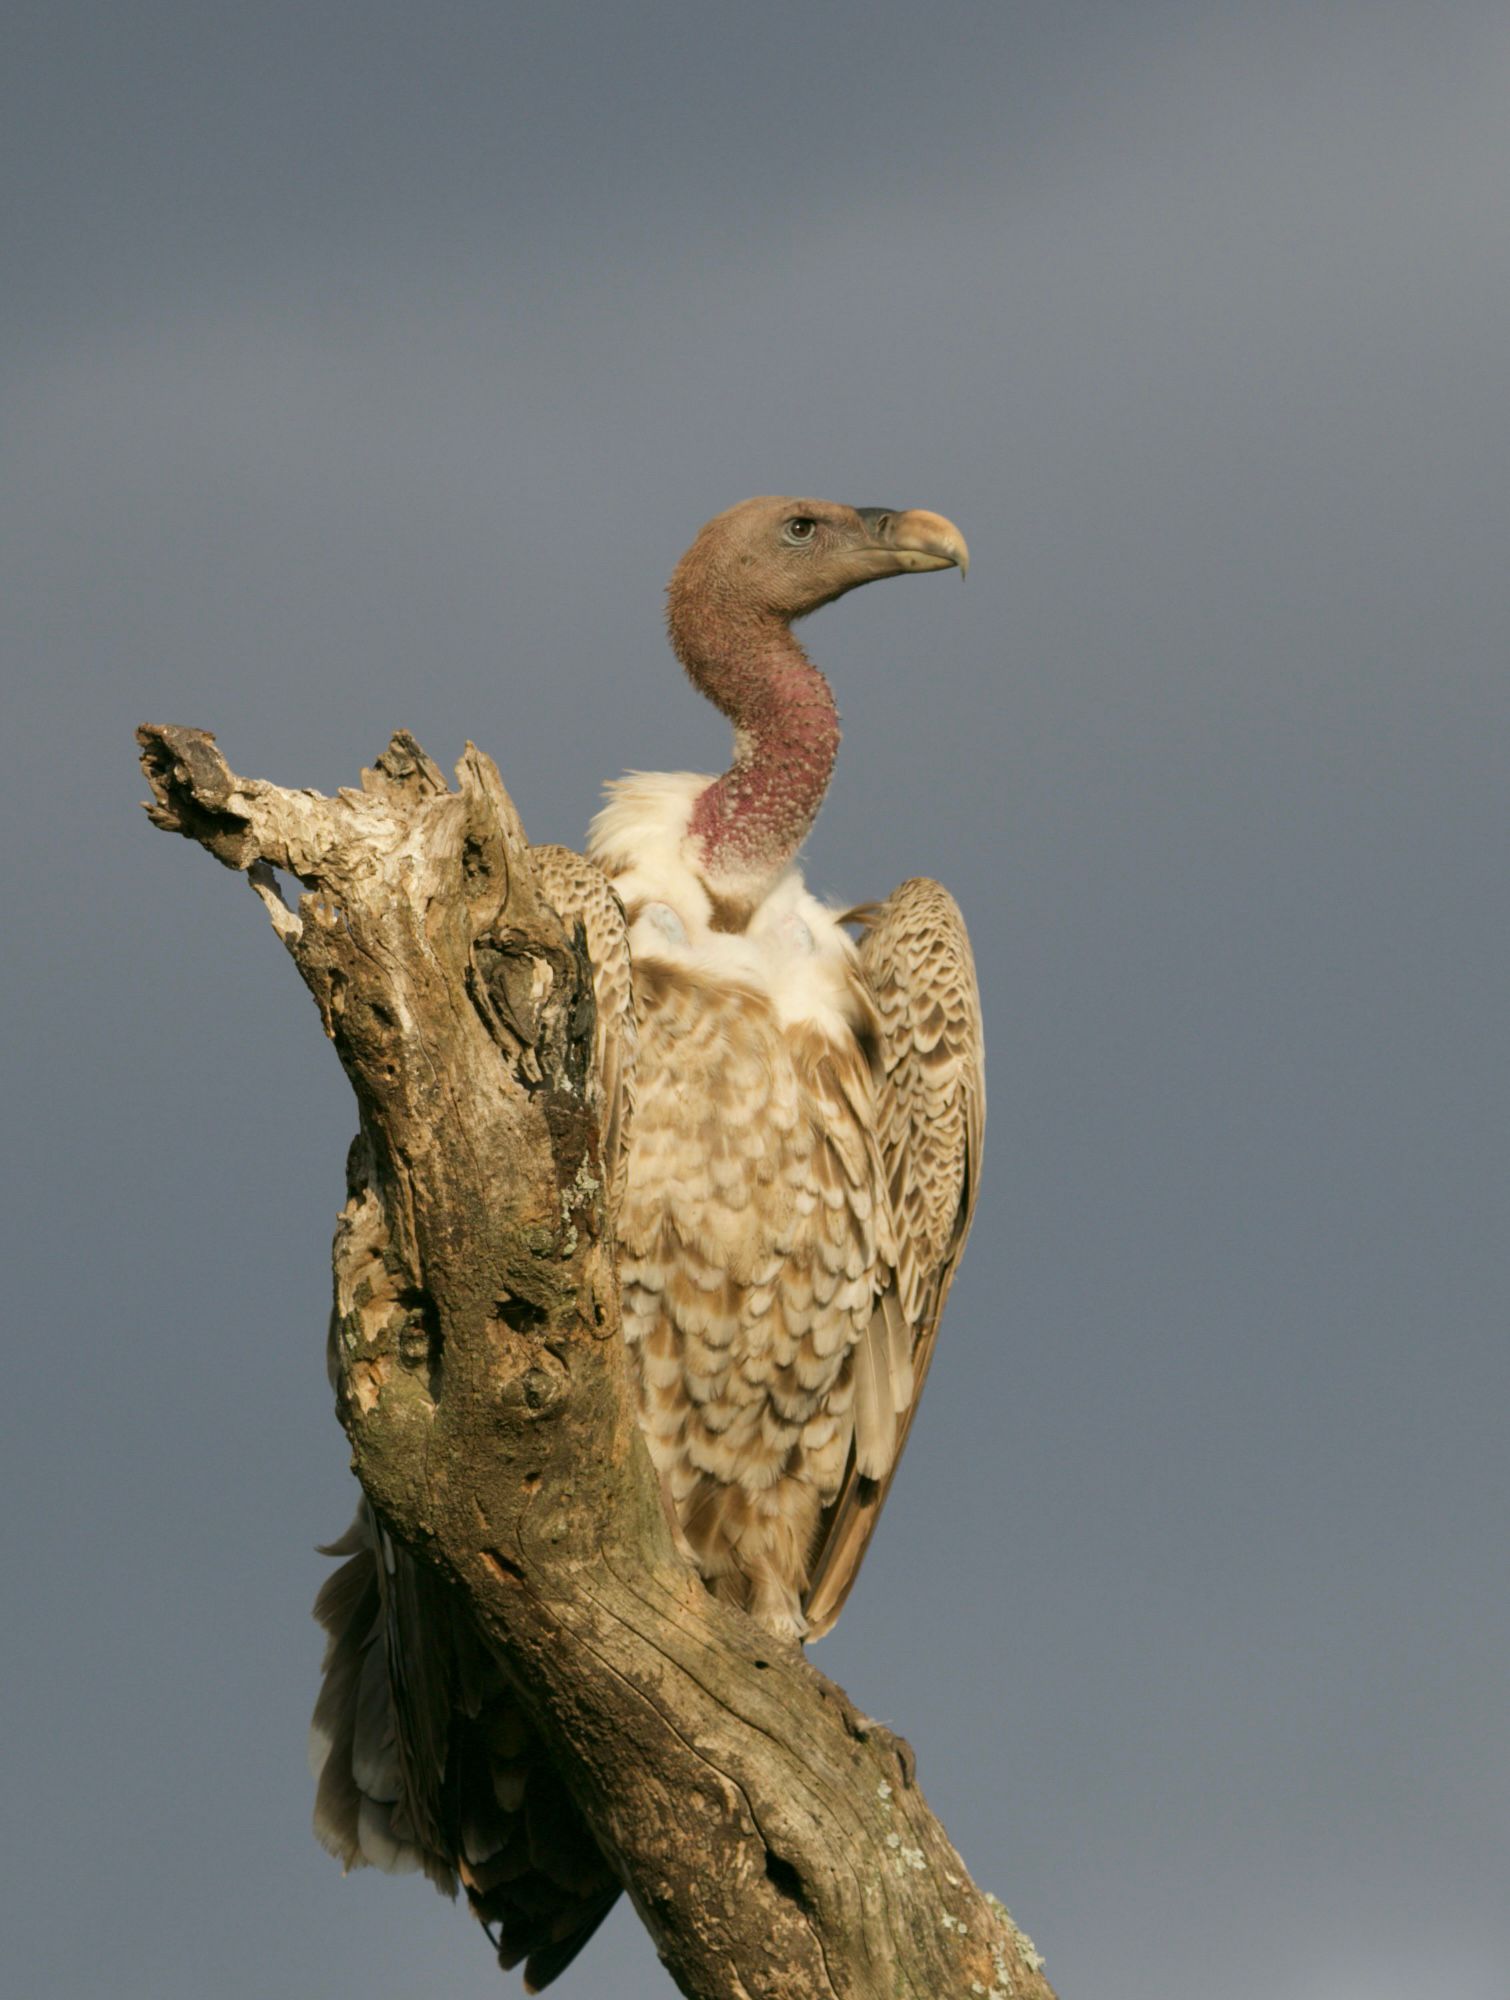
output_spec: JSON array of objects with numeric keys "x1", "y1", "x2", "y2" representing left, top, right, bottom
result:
[{"x1": 670, "y1": 591, "x2": 839, "y2": 893}]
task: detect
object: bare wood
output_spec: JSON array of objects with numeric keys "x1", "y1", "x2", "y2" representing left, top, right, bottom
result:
[{"x1": 138, "y1": 722, "x2": 1056, "y2": 2000}]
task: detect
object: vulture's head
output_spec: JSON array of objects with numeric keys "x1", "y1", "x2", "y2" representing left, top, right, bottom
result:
[{"x1": 668, "y1": 496, "x2": 969, "y2": 632}]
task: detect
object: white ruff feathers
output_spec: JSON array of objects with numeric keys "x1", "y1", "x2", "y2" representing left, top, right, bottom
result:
[{"x1": 590, "y1": 772, "x2": 863, "y2": 1037}]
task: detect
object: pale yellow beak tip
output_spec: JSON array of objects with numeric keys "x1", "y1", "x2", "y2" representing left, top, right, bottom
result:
[{"x1": 892, "y1": 509, "x2": 970, "y2": 580}]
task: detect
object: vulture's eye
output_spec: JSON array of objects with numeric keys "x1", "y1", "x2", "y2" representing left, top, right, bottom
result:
[{"x1": 782, "y1": 517, "x2": 817, "y2": 546}]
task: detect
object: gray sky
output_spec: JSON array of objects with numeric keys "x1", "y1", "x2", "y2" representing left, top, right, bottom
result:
[{"x1": 4, "y1": 4, "x2": 1508, "y2": 1995}]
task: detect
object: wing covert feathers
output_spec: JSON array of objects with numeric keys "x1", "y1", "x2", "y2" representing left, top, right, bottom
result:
[{"x1": 803, "y1": 878, "x2": 985, "y2": 1638}]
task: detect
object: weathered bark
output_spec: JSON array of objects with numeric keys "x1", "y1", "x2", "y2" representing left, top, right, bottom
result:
[{"x1": 138, "y1": 722, "x2": 1056, "y2": 2000}]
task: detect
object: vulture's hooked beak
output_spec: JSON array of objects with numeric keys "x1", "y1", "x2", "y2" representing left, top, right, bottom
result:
[{"x1": 855, "y1": 506, "x2": 970, "y2": 580}]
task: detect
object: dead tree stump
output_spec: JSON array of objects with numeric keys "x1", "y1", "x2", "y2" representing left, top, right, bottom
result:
[{"x1": 138, "y1": 722, "x2": 1054, "y2": 2000}]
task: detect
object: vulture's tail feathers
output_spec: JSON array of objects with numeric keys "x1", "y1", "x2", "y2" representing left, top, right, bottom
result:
[
  {"x1": 310, "y1": 1501, "x2": 621, "y2": 1986},
  {"x1": 309, "y1": 1506, "x2": 454, "y2": 1891}
]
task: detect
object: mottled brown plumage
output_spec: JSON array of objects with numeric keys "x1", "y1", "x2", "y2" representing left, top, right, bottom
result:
[
  {"x1": 805, "y1": 877, "x2": 984, "y2": 1636},
  {"x1": 310, "y1": 495, "x2": 983, "y2": 1986}
]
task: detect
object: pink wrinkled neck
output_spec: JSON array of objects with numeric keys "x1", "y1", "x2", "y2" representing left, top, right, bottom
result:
[{"x1": 670, "y1": 599, "x2": 839, "y2": 889}]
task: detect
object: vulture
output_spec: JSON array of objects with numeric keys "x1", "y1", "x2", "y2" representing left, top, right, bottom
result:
[{"x1": 310, "y1": 497, "x2": 985, "y2": 1989}]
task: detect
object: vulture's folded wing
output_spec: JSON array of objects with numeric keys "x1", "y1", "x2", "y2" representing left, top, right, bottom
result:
[{"x1": 803, "y1": 878, "x2": 985, "y2": 1639}]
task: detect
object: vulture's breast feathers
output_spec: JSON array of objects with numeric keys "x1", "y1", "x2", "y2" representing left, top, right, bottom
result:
[{"x1": 587, "y1": 771, "x2": 893, "y2": 1637}]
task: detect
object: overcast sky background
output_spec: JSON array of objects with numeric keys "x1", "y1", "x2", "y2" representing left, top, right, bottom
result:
[{"x1": 4, "y1": 4, "x2": 1507, "y2": 1996}]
